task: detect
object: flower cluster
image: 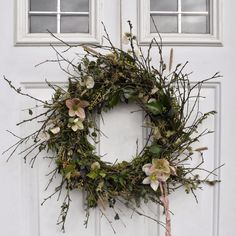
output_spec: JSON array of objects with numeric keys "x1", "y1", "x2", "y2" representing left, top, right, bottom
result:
[
  {"x1": 142, "y1": 159, "x2": 176, "y2": 191},
  {"x1": 65, "y1": 98, "x2": 89, "y2": 120},
  {"x1": 64, "y1": 98, "x2": 90, "y2": 131}
]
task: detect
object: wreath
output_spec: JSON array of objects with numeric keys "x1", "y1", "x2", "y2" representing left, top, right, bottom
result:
[{"x1": 3, "y1": 22, "x2": 221, "y2": 235}]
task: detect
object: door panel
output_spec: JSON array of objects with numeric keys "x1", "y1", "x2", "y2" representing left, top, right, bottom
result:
[
  {"x1": 18, "y1": 82, "x2": 220, "y2": 236},
  {"x1": 0, "y1": 0, "x2": 236, "y2": 236}
]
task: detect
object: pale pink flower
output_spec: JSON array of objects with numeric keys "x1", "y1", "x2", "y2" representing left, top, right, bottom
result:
[
  {"x1": 142, "y1": 159, "x2": 176, "y2": 191},
  {"x1": 50, "y1": 126, "x2": 60, "y2": 134},
  {"x1": 38, "y1": 131, "x2": 50, "y2": 141},
  {"x1": 65, "y1": 98, "x2": 89, "y2": 120}
]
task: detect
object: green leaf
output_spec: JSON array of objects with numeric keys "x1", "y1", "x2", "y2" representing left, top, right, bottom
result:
[
  {"x1": 146, "y1": 100, "x2": 164, "y2": 115},
  {"x1": 149, "y1": 145, "x2": 161, "y2": 155},
  {"x1": 159, "y1": 93, "x2": 170, "y2": 107},
  {"x1": 122, "y1": 88, "x2": 135, "y2": 99},
  {"x1": 99, "y1": 171, "x2": 106, "y2": 178},
  {"x1": 64, "y1": 164, "x2": 76, "y2": 175},
  {"x1": 109, "y1": 92, "x2": 120, "y2": 108},
  {"x1": 119, "y1": 177, "x2": 125, "y2": 187},
  {"x1": 87, "y1": 171, "x2": 98, "y2": 179}
]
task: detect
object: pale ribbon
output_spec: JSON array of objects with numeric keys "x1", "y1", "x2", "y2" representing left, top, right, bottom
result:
[{"x1": 160, "y1": 182, "x2": 171, "y2": 236}]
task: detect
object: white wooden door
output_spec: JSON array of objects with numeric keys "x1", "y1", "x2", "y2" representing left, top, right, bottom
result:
[{"x1": 0, "y1": 0, "x2": 236, "y2": 236}]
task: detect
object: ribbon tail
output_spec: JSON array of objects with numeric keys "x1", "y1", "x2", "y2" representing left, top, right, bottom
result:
[{"x1": 160, "y1": 182, "x2": 171, "y2": 236}]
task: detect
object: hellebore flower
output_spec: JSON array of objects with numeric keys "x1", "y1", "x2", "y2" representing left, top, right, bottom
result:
[
  {"x1": 65, "y1": 98, "x2": 89, "y2": 120},
  {"x1": 79, "y1": 76, "x2": 95, "y2": 89},
  {"x1": 142, "y1": 159, "x2": 176, "y2": 191},
  {"x1": 85, "y1": 76, "x2": 95, "y2": 89},
  {"x1": 68, "y1": 118, "x2": 84, "y2": 132}
]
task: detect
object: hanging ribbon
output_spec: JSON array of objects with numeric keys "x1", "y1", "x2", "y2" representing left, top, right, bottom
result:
[{"x1": 160, "y1": 182, "x2": 171, "y2": 236}]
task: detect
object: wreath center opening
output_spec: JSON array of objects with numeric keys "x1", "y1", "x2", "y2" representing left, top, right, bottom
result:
[{"x1": 98, "y1": 102, "x2": 145, "y2": 164}]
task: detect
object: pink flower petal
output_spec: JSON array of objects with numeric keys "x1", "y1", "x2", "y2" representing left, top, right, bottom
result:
[
  {"x1": 69, "y1": 109, "x2": 76, "y2": 117},
  {"x1": 72, "y1": 98, "x2": 80, "y2": 103},
  {"x1": 65, "y1": 99, "x2": 73, "y2": 109},
  {"x1": 142, "y1": 177, "x2": 151, "y2": 184},
  {"x1": 157, "y1": 173, "x2": 169, "y2": 182},
  {"x1": 150, "y1": 165, "x2": 156, "y2": 173},
  {"x1": 150, "y1": 181, "x2": 159, "y2": 191},
  {"x1": 79, "y1": 100, "x2": 89, "y2": 108},
  {"x1": 66, "y1": 98, "x2": 80, "y2": 109},
  {"x1": 75, "y1": 107, "x2": 86, "y2": 120},
  {"x1": 142, "y1": 163, "x2": 152, "y2": 176}
]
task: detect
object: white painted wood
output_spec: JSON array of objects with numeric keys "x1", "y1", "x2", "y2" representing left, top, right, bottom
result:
[{"x1": 0, "y1": 0, "x2": 236, "y2": 235}]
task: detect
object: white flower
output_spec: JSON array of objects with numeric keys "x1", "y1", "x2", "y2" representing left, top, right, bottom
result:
[
  {"x1": 151, "y1": 86, "x2": 159, "y2": 95},
  {"x1": 68, "y1": 118, "x2": 84, "y2": 132},
  {"x1": 91, "y1": 161, "x2": 100, "y2": 170},
  {"x1": 38, "y1": 131, "x2": 50, "y2": 141},
  {"x1": 85, "y1": 76, "x2": 95, "y2": 89},
  {"x1": 122, "y1": 35, "x2": 130, "y2": 45},
  {"x1": 50, "y1": 126, "x2": 60, "y2": 134},
  {"x1": 142, "y1": 175, "x2": 160, "y2": 191}
]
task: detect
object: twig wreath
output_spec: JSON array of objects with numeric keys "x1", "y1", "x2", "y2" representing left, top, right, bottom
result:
[{"x1": 3, "y1": 22, "x2": 221, "y2": 235}]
